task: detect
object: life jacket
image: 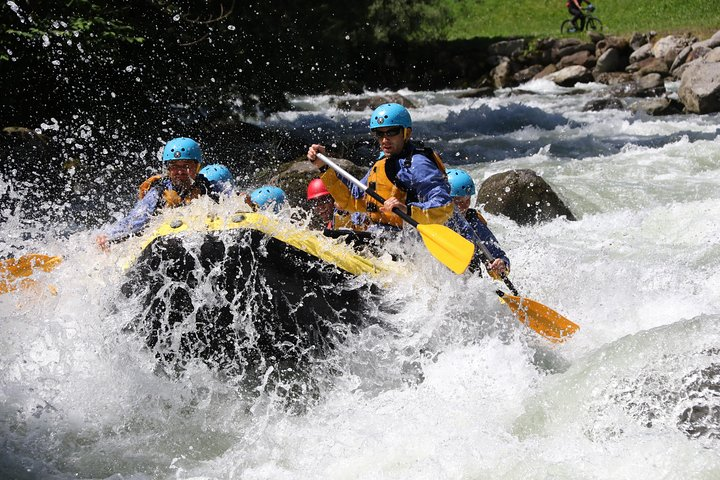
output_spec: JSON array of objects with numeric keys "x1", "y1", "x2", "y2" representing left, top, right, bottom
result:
[
  {"x1": 138, "y1": 175, "x2": 203, "y2": 208},
  {"x1": 365, "y1": 146, "x2": 447, "y2": 227}
]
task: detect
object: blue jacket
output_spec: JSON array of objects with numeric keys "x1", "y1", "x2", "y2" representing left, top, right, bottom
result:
[
  {"x1": 102, "y1": 187, "x2": 163, "y2": 242},
  {"x1": 101, "y1": 175, "x2": 211, "y2": 242},
  {"x1": 449, "y1": 208, "x2": 510, "y2": 269}
]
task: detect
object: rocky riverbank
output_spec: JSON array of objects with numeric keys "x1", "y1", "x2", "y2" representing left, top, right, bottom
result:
[
  {"x1": 269, "y1": 30, "x2": 720, "y2": 225},
  {"x1": 475, "y1": 29, "x2": 720, "y2": 115},
  {"x1": 330, "y1": 29, "x2": 720, "y2": 117}
]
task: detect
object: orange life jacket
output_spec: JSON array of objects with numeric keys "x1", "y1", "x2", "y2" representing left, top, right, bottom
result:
[{"x1": 138, "y1": 175, "x2": 202, "y2": 208}]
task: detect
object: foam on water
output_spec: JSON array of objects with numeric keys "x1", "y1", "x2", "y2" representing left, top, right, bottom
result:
[{"x1": 3, "y1": 84, "x2": 720, "y2": 479}]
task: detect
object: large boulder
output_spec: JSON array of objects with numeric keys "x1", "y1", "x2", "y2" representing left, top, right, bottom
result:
[
  {"x1": 488, "y1": 38, "x2": 527, "y2": 58},
  {"x1": 595, "y1": 36, "x2": 630, "y2": 57},
  {"x1": 557, "y1": 50, "x2": 596, "y2": 69},
  {"x1": 491, "y1": 60, "x2": 518, "y2": 88},
  {"x1": 693, "y1": 30, "x2": 720, "y2": 50},
  {"x1": 582, "y1": 97, "x2": 625, "y2": 112},
  {"x1": 513, "y1": 64, "x2": 545, "y2": 84},
  {"x1": 629, "y1": 43, "x2": 654, "y2": 64},
  {"x1": 592, "y1": 71, "x2": 634, "y2": 85},
  {"x1": 678, "y1": 62, "x2": 720, "y2": 114},
  {"x1": 262, "y1": 157, "x2": 367, "y2": 207},
  {"x1": 627, "y1": 57, "x2": 670, "y2": 76},
  {"x1": 606, "y1": 74, "x2": 665, "y2": 98},
  {"x1": 545, "y1": 65, "x2": 593, "y2": 87},
  {"x1": 476, "y1": 169, "x2": 576, "y2": 226},
  {"x1": 705, "y1": 47, "x2": 720, "y2": 63},
  {"x1": 651, "y1": 35, "x2": 694, "y2": 65},
  {"x1": 595, "y1": 47, "x2": 629, "y2": 73},
  {"x1": 629, "y1": 97, "x2": 685, "y2": 116}
]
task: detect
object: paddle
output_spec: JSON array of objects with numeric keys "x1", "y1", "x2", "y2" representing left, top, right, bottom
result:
[
  {"x1": 316, "y1": 153, "x2": 475, "y2": 274},
  {"x1": 316, "y1": 152, "x2": 579, "y2": 342},
  {"x1": 473, "y1": 233, "x2": 579, "y2": 343},
  {"x1": 0, "y1": 254, "x2": 63, "y2": 295}
]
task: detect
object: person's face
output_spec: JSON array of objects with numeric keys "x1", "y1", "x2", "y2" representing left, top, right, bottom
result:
[
  {"x1": 311, "y1": 195, "x2": 334, "y2": 223},
  {"x1": 453, "y1": 195, "x2": 471, "y2": 214},
  {"x1": 167, "y1": 160, "x2": 198, "y2": 189},
  {"x1": 372, "y1": 126, "x2": 407, "y2": 156}
]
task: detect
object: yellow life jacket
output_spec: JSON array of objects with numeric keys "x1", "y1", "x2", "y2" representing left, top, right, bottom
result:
[
  {"x1": 365, "y1": 158, "x2": 407, "y2": 227},
  {"x1": 365, "y1": 147, "x2": 448, "y2": 227},
  {"x1": 138, "y1": 175, "x2": 201, "y2": 208}
]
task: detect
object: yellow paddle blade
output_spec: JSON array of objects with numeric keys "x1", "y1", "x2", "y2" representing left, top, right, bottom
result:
[
  {"x1": 0, "y1": 254, "x2": 63, "y2": 295},
  {"x1": 498, "y1": 292, "x2": 579, "y2": 343},
  {"x1": 416, "y1": 223, "x2": 475, "y2": 275}
]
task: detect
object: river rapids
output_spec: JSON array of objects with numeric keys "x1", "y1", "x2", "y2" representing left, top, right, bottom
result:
[{"x1": 2, "y1": 79, "x2": 720, "y2": 479}]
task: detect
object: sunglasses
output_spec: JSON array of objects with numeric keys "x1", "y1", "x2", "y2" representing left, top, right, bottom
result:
[
  {"x1": 372, "y1": 127, "x2": 403, "y2": 139},
  {"x1": 167, "y1": 161, "x2": 196, "y2": 172}
]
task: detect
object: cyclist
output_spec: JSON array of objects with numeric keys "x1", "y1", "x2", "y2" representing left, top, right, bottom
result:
[{"x1": 567, "y1": 0, "x2": 592, "y2": 32}]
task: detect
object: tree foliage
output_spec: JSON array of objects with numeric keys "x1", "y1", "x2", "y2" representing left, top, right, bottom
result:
[{"x1": 1, "y1": 0, "x2": 449, "y2": 130}]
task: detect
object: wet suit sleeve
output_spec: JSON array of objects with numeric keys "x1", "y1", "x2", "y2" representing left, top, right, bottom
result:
[
  {"x1": 469, "y1": 213, "x2": 510, "y2": 268},
  {"x1": 448, "y1": 209, "x2": 510, "y2": 270},
  {"x1": 102, "y1": 187, "x2": 161, "y2": 242},
  {"x1": 401, "y1": 154, "x2": 454, "y2": 225}
]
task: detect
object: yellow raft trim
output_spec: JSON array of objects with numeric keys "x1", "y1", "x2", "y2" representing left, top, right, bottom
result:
[{"x1": 122, "y1": 212, "x2": 393, "y2": 278}]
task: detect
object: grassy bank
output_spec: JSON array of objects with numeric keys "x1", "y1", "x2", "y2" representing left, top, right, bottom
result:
[{"x1": 445, "y1": 0, "x2": 720, "y2": 39}]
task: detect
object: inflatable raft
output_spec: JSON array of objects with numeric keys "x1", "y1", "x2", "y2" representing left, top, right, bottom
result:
[{"x1": 120, "y1": 210, "x2": 397, "y2": 381}]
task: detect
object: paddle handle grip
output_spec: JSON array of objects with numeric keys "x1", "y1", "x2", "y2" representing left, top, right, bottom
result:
[{"x1": 315, "y1": 152, "x2": 418, "y2": 227}]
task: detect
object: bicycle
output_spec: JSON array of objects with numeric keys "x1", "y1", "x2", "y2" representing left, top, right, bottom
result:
[{"x1": 560, "y1": 4, "x2": 603, "y2": 34}]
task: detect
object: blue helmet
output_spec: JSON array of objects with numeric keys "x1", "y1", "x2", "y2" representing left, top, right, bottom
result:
[
  {"x1": 369, "y1": 103, "x2": 412, "y2": 130},
  {"x1": 447, "y1": 169, "x2": 476, "y2": 197},
  {"x1": 200, "y1": 164, "x2": 234, "y2": 193},
  {"x1": 250, "y1": 186, "x2": 286, "y2": 213},
  {"x1": 162, "y1": 137, "x2": 202, "y2": 163}
]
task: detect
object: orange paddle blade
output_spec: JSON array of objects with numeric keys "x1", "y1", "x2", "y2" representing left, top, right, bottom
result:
[
  {"x1": 0, "y1": 254, "x2": 63, "y2": 295},
  {"x1": 498, "y1": 291, "x2": 579, "y2": 343}
]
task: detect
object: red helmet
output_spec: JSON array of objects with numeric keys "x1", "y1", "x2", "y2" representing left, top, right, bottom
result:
[{"x1": 307, "y1": 178, "x2": 330, "y2": 200}]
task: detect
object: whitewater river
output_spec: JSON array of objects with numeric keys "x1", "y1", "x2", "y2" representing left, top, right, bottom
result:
[{"x1": 2, "y1": 80, "x2": 720, "y2": 479}]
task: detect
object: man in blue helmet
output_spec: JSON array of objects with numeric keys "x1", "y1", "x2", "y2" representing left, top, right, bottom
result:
[
  {"x1": 95, "y1": 137, "x2": 212, "y2": 250},
  {"x1": 306, "y1": 103, "x2": 453, "y2": 232},
  {"x1": 446, "y1": 169, "x2": 510, "y2": 276}
]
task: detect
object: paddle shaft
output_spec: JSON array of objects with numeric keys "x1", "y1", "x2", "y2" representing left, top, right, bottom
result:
[
  {"x1": 316, "y1": 153, "x2": 419, "y2": 227},
  {"x1": 471, "y1": 231, "x2": 519, "y2": 296}
]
